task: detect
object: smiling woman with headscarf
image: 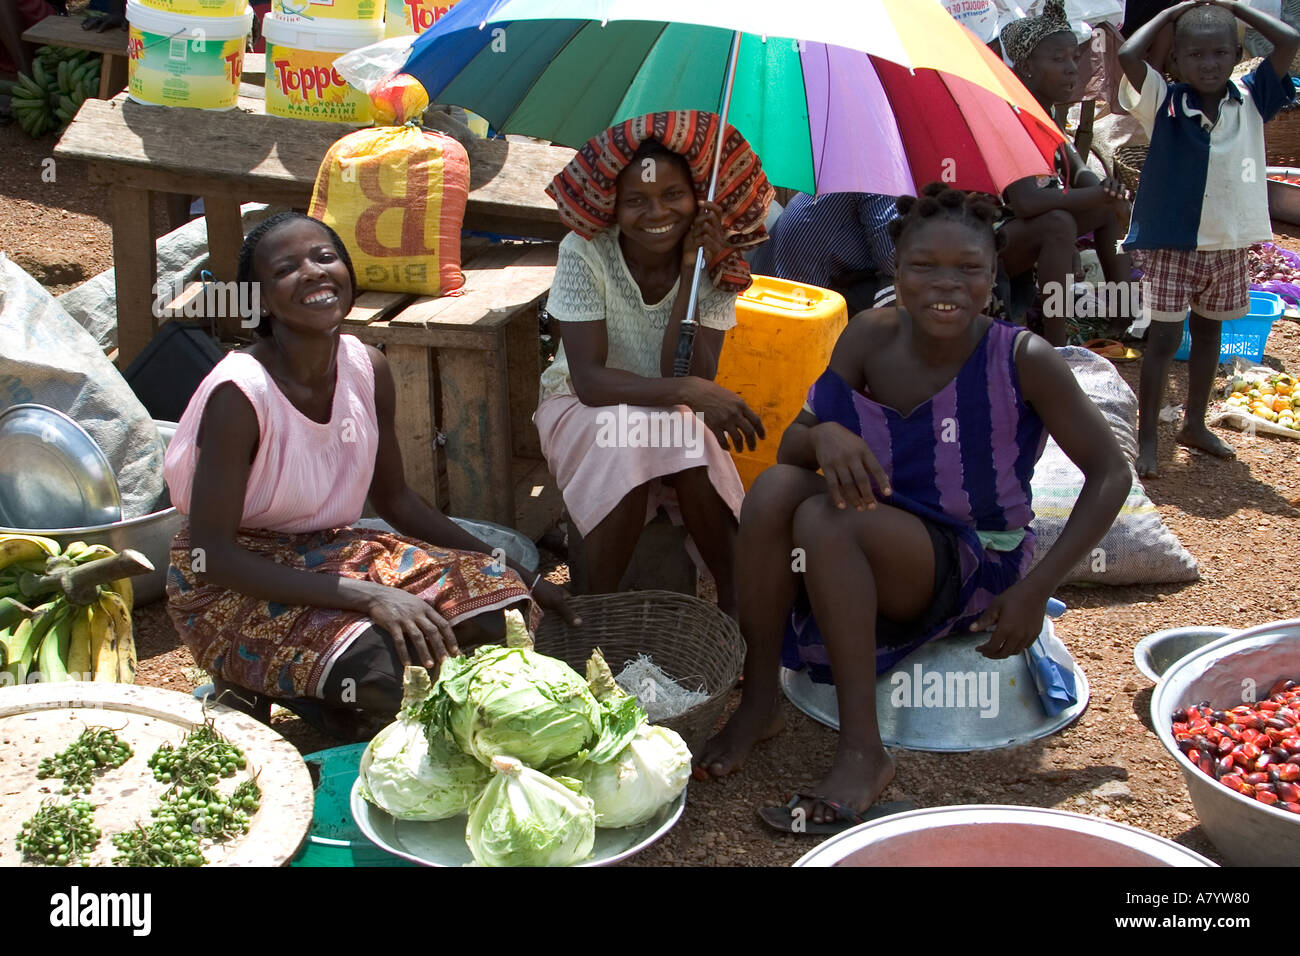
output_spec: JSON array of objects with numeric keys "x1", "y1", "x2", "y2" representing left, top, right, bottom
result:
[{"x1": 536, "y1": 111, "x2": 774, "y2": 617}]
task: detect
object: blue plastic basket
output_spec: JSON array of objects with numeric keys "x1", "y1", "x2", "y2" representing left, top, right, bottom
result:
[
  {"x1": 1174, "y1": 291, "x2": 1283, "y2": 362},
  {"x1": 290, "y1": 742, "x2": 415, "y2": 868}
]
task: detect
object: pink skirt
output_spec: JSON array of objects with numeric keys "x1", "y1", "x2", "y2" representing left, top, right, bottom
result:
[{"x1": 534, "y1": 395, "x2": 744, "y2": 538}]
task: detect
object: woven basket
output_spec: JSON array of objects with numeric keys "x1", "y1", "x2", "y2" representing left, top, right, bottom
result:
[
  {"x1": 1267, "y1": 109, "x2": 1300, "y2": 168},
  {"x1": 1114, "y1": 144, "x2": 1148, "y2": 195},
  {"x1": 533, "y1": 591, "x2": 744, "y2": 754}
]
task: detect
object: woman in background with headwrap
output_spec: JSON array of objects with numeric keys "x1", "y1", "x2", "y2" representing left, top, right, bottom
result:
[
  {"x1": 999, "y1": 0, "x2": 1137, "y2": 345},
  {"x1": 537, "y1": 111, "x2": 774, "y2": 617}
]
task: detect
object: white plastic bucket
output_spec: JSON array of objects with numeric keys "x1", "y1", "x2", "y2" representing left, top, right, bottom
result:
[
  {"x1": 262, "y1": 13, "x2": 383, "y2": 123},
  {"x1": 137, "y1": 0, "x2": 249, "y2": 17},
  {"x1": 383, "y1": 0, "x2": 459, "y2": 37},
  {"x1": 126, "y1": 1, "x2": 252, "y2": 110},
  {"x1": 272, "y1": 0, "x2": 383, "y2": 23}
]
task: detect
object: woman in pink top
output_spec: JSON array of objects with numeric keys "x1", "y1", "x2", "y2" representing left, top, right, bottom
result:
[{"x1": 164, "y1": 212, "x2": 575, "y2": 735}]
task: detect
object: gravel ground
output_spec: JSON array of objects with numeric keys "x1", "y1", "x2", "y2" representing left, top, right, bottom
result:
[{"x1": 4, "y1": 97, "x2": 1300, "y2": 866}]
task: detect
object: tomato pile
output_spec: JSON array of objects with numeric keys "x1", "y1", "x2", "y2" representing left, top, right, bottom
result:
[
  {"x1": 1172, "y1": 678, "x2": 1300, "y2": 813},
  {"x1": 1224, "y1": 372, "x2": 1300, "y2": 431}
]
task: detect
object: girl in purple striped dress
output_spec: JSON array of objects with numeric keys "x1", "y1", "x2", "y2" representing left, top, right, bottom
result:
[{"x1": 697, "y1": 184, "x2": 1132, "y2": 831}]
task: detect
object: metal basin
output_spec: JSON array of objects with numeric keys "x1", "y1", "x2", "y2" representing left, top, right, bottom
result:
[
  {"x1": 1151, "y1": 619, "x2": 1300, "y2": 867},
  {"x1": 0, "y1": 421, "x2": 180, "y2": 608},
  {"x1": 794, "y1": 805, "x2": 1216, "y2": 867},
  {"x1": 781, "y1": 619, "x2": 1089, "y2": 751},
  {"x1": 1133, "y1": 626, "x2": 1235, "y2": 683}
]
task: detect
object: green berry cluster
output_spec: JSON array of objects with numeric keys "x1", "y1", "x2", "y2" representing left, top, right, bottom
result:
[
  {"x1": 36, "y1": 727, "x2": 133, "y2": 795},
  {"x1": 15, "y1": 798, "x2": 100, "y2": 866}
]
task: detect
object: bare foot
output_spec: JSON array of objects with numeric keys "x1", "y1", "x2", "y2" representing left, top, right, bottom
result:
[
  {"x1": 1176, "y1": 424, "x2": 1236, "y2": 460},
  {"x1": 695, "y1": 700, "x2": 784, "y2": 777},
  {"x1": 1135, "y1": 440, "x2": 1160, "y2": 480},
  {"x1": 794, "y1": 746, "x2": 897, "y2": 825}
]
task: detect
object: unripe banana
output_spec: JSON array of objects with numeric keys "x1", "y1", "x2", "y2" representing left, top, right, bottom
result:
[
  {"x1": 67, "y1": 605, "x2": 93, "y2": 681},
  {"x1": 36, "y1": 605, "x2": 72, "y2": 683}
]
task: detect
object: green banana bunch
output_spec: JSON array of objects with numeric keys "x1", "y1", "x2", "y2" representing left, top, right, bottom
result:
[
  {"x1": 8, "y1": 46, "x2": 101, "y2": 138},
  {"x1": 0, "y1": 535, "x2": 137, "y2": 686}
]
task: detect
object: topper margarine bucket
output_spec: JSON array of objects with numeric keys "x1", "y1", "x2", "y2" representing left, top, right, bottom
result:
[
  {"x1": 125, "y1": 1, "x2": 252, "y2": 110},
  {"x1": 272, "y1": 0, "x2": 383, "y2": 22},
  {"x1": 137, "y1": 0, "x2": 249, "y2": 16},
  {"x1": 383, "y1": 0, "x2": 459, "y2": 37},
  {"x1": 262, "y1": 14, "x2": 383, "y2": 123}
]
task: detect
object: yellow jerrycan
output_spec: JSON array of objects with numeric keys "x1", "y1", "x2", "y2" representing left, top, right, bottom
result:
[{"x1": 715, "y1": 276, "x2": 848, "y2": 490}]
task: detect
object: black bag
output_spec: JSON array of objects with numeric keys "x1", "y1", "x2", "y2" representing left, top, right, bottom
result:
[{"x1": 123, "y1": 322, "x2": 224, "y2": 423}]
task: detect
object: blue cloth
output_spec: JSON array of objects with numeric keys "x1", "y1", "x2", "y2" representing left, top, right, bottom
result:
[{"x1": 748, "y1": 193, "x2": 897, "y2": 287}]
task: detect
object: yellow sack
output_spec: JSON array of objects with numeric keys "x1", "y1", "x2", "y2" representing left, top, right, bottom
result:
[{"x1": 308, "y1": 126, "x2": 469, "y2": 296}]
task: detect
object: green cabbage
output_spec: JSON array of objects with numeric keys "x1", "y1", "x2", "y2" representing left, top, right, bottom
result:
[
  {"x1": 358, "y1": 716, "x2": 489, "y2": 821},
  {"x1": 427, "y1": 644, "x2": 601, "y2": 769},
  {"x1": 358, "y1": 665, "x2": 489, "y2": 821},
  {"x1": 570, "y1": 723, "x2": 691, "y2": 829},
  {"x1": 466, "y1": 756, "x2": 596, "y2": 867}
]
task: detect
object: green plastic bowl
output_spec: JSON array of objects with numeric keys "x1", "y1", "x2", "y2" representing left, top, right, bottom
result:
[{"x1": 290, "y1": 742, "x2": 416, "y2": 868}]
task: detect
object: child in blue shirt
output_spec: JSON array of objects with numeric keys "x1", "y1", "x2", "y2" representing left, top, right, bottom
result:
[{"x1": 1119, "y1": 0, "x2": 1299, "y2": 479}]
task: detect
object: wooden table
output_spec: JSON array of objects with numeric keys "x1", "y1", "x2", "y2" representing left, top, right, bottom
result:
[
  {"x1": 21, "y1": 14, "x2": 129, "y2": 100},
  {"x1": 338, "y1": 241, "x2": 561, "y2": 529},
  {"x1": 53, "y1": 91, "x2": 575, "y2": 366}
]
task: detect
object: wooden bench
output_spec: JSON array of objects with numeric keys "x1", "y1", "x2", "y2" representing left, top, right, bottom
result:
[
  {"x1": 20, "y1": 14, "x2": 128, "y2": 100},
  {"x1": 55, "y1": 92, "x2": 575, "y2": 368}
]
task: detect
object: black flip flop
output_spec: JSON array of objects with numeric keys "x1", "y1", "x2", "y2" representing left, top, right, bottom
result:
[{"x1": 757, "y1": 793, "x2": 916, "y2": 836}]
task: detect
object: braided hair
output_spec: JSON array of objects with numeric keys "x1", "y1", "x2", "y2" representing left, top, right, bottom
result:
[
  {"x1": 236, "y1": 211, "x2": 357, "y2": 337},
  {"x1": 887, "y1": 182, "x2": 1008, "y2": 260}
]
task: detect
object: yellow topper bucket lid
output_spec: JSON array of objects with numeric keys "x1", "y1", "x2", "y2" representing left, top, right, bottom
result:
[
  {"x1": 261, "y1": 11, "x2": 386, "y2": 51},
  {"x1": 125, "y1": 0, "x2": 254, "y2": 37}
]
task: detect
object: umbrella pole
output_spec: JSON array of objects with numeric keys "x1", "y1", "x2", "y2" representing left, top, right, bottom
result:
[{"x1": 672, "y1": 29, "x2": 742, "y2": 378}]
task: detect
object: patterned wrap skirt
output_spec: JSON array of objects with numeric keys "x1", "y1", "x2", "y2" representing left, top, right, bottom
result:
[{"x1": 165, "y1": 522, "x2": 533, "y2": 699}]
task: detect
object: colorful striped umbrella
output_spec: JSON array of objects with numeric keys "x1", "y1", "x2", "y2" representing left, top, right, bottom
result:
[{"x1": 398, "y1": 0, "x2": 1066, "y2": 196}]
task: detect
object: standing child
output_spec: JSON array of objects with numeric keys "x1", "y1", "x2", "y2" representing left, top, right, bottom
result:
[{"x1": 1119, "y1": 0, "x2": 1300, "y2": 478}]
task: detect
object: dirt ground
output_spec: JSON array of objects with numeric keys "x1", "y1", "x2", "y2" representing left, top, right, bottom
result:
[{"x1": 4, "y1": 94, "x2": 1300, "y2": 867}]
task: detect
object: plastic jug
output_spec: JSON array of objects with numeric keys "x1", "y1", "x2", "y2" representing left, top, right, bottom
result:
[{"x1": 714, "y1": 276, "x2": 848, "y2": 490}]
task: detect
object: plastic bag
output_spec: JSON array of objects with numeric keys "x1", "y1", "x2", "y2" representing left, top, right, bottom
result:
[
  {"x1": 1028, "y1": 348, "x2": 1199, "y2": 585},
  {"x1": 0, "y1": 254, "x2": 165, "y2": 520},
  {"x1": 993, "y1": 0, "x2": 1125, "y2": 44},
  {"x1": 1249, "y1": 242, "x2": 1300, "y2": 308},
  {"x1": 942, "y1": 0, "x2": 1000, "y2": 43},
  {"x1": 308, "y1": 125, "x2": 469, "y2": 296}
]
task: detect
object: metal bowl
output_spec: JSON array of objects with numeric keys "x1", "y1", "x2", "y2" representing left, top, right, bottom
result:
[
  {"x1": 1151, "y1": 619, "x2": 1300, "y2": 867},
  {"x1": 781, "y1": 619, "x2": 1089, "y2": 752},
  {"x1": 0, "y1": 421, "x2": 180, "y2": 608},
  {"x1": 1133, "y1": 626, "x2": 1235, "y2": 683},
  {"x1": 0, "y1": 404, "x2": 122, "y2": 529},
  {"x1": 794, "y1": 805, "x2": 1216, "y2": 866},
  {"x1": 349, "y1": 778, "x2": 684, "y2": 867}
]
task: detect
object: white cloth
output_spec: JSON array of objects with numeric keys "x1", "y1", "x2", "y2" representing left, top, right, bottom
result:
[{"x1": 538, "y1": 229, "x2": 737, "y2": 403}]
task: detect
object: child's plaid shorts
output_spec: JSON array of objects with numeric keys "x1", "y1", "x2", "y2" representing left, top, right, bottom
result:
[{"x1": 1134, "y1": 247, "x2": 1250, "y2": 323}]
